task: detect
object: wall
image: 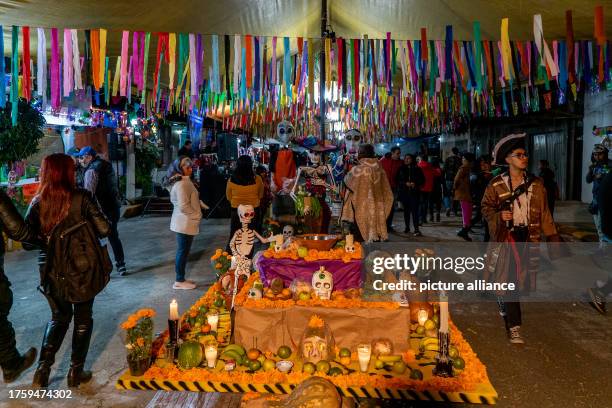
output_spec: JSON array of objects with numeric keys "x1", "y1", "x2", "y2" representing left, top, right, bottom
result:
[{"x1": 581, "y1": 89, "x2": 612, "y2": 203}]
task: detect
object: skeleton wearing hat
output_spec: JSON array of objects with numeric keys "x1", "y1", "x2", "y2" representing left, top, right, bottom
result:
[
  {"x1": 333, "y1": 129, "x2": 362, "y2": 184},
  {"x1": 290, "y1": 143, "x2": 337, "y2": 233}
]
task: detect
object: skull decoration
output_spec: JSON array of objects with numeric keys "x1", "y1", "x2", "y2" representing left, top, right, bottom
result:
[
  {"x1": 276, "y1": 120, "x2": 295, "y2": 145},
  {"x1": 344, "y1": 234, "x2": 355, "y2": 253},
  {"x1": 247, "y1": 286, "x2": 262, "y2": 299},
  {"x1": 343, "y1": 129, "x2": 362, "y2": 154},
  {"x1": 282, "y1": 225, "x2": 295, "y2": 240},
  {"x1": 7, "y1": 170, "x2": 17, "y2": 186},
  {"x1": 238, "y1": 204, "x2": 256, "y2": 224},
  {"x1": 312, "y1": 266, "x2": 333, "y2": 300},
  {"x1": 300, "y1": 315, "x2": 335, "y2": 364},
  {"x1": 302, "y1": 335, "x2": 329, "y2": 364},
  {"x1": 307, "y1": 150, "x2": 321, "y2": 166}
]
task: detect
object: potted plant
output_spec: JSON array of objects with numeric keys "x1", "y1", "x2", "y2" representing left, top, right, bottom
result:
[{"x1": 121, "y1": 308, "x2": 156, "y2": 376}]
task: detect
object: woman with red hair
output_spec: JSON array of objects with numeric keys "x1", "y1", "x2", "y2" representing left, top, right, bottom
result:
[{"x1": 26, "y1": 153, "x2": 110, "y2": 388}]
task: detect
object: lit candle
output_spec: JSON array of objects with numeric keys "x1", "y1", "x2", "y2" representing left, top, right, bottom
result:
[
  {"x1": 345, "y1": 234, "x2": 354, "y2": 246},
  {"x1": 417, "y1": 308, "x2": 429, "y2": 326},
  {"x1": 169, "y1": 299, "x2": 179, "y2": 321},
  {"x1": 357, "y1": 344, "x2": 372, "y2": 372},
  {"x1": 439, "y1": 300, "x2": 449, "y2": 333},
  {"x1": 207, "y1": 311, "x2": 219, "y2": 332},
  {"x1": 275, "y1": 234, "x2": 284, "y2": 251},
  {"x1": 204, "y1": 342, "x2": 218, "y2": 368}
]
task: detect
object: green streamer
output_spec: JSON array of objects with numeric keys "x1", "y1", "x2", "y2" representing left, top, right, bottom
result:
[
  {"x1": 11, "y1": 26, "x2": 19, "y2": 126},
  {"x1": 140, "y1": 32, "x2": 151, "y2": 107}
]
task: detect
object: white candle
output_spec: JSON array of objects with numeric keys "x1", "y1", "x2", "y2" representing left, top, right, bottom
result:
[
  {"x1": 357, "y1": 344, "x2": 371, "y2": 372},
  {"x1": 439, "y1": 301, "x2": 449, "y2": 333},
  {"x1": 345, "y1": 234, "x2": 354, "y2": 246},
  {"x1": 169, "y1": 299, "x2": 179, "y2": 321},
  {"x1": 275, "y1": 234, "x2": 284, "y2": 250},
  {"x1": 207, "y1": 312, "x2": 219, "y2": 332},
  {"x1": 205, "y1": 344, "x2": 218, "y2": 368},
  {"x1": 417, "y1": 308, "x2": 429, "y2": 326}
]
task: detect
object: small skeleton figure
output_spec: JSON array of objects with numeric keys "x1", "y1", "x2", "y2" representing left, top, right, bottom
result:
[
  {"x1": 247, "y1": 286, "x2": 263, "y2": 300},
  {"x1": 229, "y1": 204, "x2": 276, "y2": 308},
  {"x1": 281, "y1": 225, "x2": 295, "y2": 249}
]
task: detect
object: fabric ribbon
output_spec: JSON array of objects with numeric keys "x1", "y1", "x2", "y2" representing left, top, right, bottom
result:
[
  {"x1": 132, "y1": 32, "x2": 140, "y2": 91},
  {"x1": 271, "y1": 36, "x2": 277, "y2": 85},
  {"x1": 196, "y1": 34, "x2": 203, "y2": 89},
  {"x1": 169, "y1": 33, "x2": 176, "y2": 90},
  {"x1": 140, "y1": 32, "x2": 151, "y2": 106},
  {"x1": 473, "y1": 22, "x2": 483, "y2": 91},
  {"x1": 533, "y1": 14, "x2": 559, "y2": 77},
  {"x1": 11, "y1": 26, "x2": 18, "y2": 124},
  {"x1": 99, "y1": 29, "x2": 107, "y2": 88},
  {"x1": 245, "y1": 35, "x2": 253, "y2": 89},
  {"x1": 70, "y1": 30, "x2": 82, "y2": 91},
  {"x1": 50, "y1": 28, "x2": 60, "y2": 109},
  {"x1": 119, "y1": 31, "x2": 128, "y2": 96},
  {"x1": 254, "y1": 36, "x2": 260, "y2": 99},
  {"x1": 90, "y1": 30, "x2": 100, "y2": 89},
  {"x1": 501, "y1": 18, "x2": 513, "y2": 81},
  {"x1": 233, "y1": 34, "x2": 241, "y2": 95},
  {"x1": 566, "y1": 10, "x2": 575, "y2": 83},
  {"x1": 307, "y1": 38, "x2": 314, "y2": 106},
  {"x1": 112, "y1": 56, "x2": 121, "y2": 96},
  {"x1": 594, "y1": 6, "x2": 605, "y2": 83},
  {"x1": 354, "y1": 39, "x2": 360, "y2": 101},
  {"x1": 385, "y1": 32, "x2": 391, "y2": 91},
  {"x1": 212, "y1": 35, "x2": 220, "y2": 93},
  {"x1": 63, "y1": 29, "x2": 73, "y2": 97},
  {"x1": 21, "y1": 27, "x2": 31, "y2": 101},
  {"x1": 445, "y1": 26, "x2": 453, "y2": 81},
  {"x1": 284, "y1": 37, "x2": 292, "y2": 97},
  {"x1": 0, "y1": 27, "x2": 4, "y2": 109},
  {"x1": 189, "y1": 33, "x2": 198, "y2": 96},
  {"x1": 224, "y1": 35, "x2": 230, "y2": 97},
  {"x1": 36, "y1": 28, "x2": 46, "y2": 106}
]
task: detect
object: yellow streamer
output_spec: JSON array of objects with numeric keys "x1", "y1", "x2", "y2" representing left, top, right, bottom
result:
[
  {"x1": 501, "y1": 18, "x2": 513, "y2": 81},
  {"x1": 307, "y1": 39, "x2": 314, "y2": 107},
  {"x1": 325, "y1": 38, "x2": 331, "y2": 88},
  {"x1": 169, "y1": 33, "x2": 176, "y2": 90},
  {"x1": 112, "y1": 56, "x2": 121, "y2": 96},
  {"x1": 99, "y1": 29, "x2": 107, "y2": 86}
]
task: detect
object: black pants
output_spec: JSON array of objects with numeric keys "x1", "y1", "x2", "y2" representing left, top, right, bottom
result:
[
  {"x1": 44, "y1": 288, "x2": 95, "y2": 327},
  {"x1": 429, "y1": 193, "x2": 442, "y2": 219},
  {"x1": 401, "y1": 195, "x2": 420, "y2": 232},
  {"x1": 107, "y1": 214, "x2": 125, "y2": 267},
  {"x1": 386, "y1": 192, "x2": 397, "y2": 229},
  {"x1": 419, "y1": 192, "x2": 431, "y2": 223},
  {"x1": 0, "y1": 278, "x2": 20, "y2": 371}
]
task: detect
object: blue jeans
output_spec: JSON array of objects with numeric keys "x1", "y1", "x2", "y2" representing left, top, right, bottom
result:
[{"x1": 175, "y1": 233, "x2": 195, "y2": 282}]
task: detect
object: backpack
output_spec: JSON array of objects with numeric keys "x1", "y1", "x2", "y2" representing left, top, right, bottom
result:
[{"x1": 49, "y1": 193, "x2": 112, "y2": 303}]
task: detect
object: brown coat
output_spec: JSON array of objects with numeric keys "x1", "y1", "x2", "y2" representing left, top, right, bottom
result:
[
  {"x1": 453, "y1": 164, "x2": 472, "y2": 202},
  {"x1": 481, "y1": 174, "x2": 559, "y2": 292}
]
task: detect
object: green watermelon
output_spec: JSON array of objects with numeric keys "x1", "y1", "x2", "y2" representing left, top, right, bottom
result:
[{"x1": 177, "y1": 341, "x2": 203, "y2": 369}]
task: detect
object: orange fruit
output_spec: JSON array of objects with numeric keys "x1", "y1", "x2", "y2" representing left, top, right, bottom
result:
[
  {"x1": 201, "y1": 324, "x2": 211, "y2": 333},
  {"x1": 247, "y1": 348, "x2": 261, "y2": 360},
  {"x1": 281, "y1": 288, "x2": 291, "y2": 297}
]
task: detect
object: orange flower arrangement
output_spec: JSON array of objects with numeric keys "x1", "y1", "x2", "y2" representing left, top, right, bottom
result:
[
  {"x1": 262, "y1": 242, "x2": 363, "y2": 263},
  {"x1": 308, "y1": 315, "x2": 325, "y2": 328},
  {"x1": 121, "y1": 309, "x2": 155, "y2": 361}
]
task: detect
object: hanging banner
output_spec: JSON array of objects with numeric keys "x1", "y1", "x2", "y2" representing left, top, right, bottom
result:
[{"x1": 36, "y1": 28, "x2": 47, "y2": 106}]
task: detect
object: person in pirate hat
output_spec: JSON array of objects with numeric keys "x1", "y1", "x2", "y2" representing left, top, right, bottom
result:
[{"x1": 481, "y1": 133, "x2": 560, "y2": 344}]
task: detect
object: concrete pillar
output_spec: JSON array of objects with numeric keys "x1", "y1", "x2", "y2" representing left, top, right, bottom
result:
[
  {"x1": 126, "y1": 142, "x2": 136, "y2": 200},
  {"x1": 581, "y1": 90, "x2": 612, "y2": 202}
]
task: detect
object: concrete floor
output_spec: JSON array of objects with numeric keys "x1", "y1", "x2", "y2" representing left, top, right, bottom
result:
[{"x1": 1, "y1": 201, "x2": 610, "y2": 408}]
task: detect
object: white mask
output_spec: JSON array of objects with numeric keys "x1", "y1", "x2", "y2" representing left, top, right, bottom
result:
[
  {"x1": 343, "y1": 129, "x2": 362, "y2": 154},
  {"x1": 276, "y1": 121, "x2": 294, "y2": 145},
  {"x1": 312, "y1": 267, "x2": 333, "y2": 300}
]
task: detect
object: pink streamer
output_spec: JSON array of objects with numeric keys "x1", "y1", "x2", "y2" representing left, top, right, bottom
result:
[
  {"x1": 138, "y1": 32, "x2": 146, "y2": 92},
  {"x1": 132, "y1": 32, "x2": 139, "y2": 90},
  {"x1": 51, "y1": 28, "x2": 60, "y2": 109},
  {"x1": 120, "y1": 31, "x2": 129, "y2": 96},
  {"x1": 63, "y1": 29, "x2": 73, "y2": 97}
]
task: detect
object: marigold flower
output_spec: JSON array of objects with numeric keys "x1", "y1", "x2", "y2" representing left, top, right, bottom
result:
[
  {"x1": 136, "y1": 337, "x2": 145, "y2": 347},
  {"x1": 215, "y1": 263, "x2": 222, "y2": 269}
]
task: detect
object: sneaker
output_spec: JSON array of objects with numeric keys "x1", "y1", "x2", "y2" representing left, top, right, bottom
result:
[
  {"x1": 413, "y1": 230, "x2": 423, "y2": 237},
  {"x1": 173, "y1": 281, "x2": 196, "y2": 290},
  {"x1": 587, "y1": 288, "x2": 607, "y2": 315},
  {"x1": 117, "y1": 264, "x2": 128, "y2": 276},
  {"x1": 508, "y1": 326, "x2": 525, "y2": 344},
  {"x1": 2, "y1": 348, "x2": 37, "y2": 383}
]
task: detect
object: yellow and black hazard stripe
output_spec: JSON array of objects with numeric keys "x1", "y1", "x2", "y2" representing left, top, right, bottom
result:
[{"x1": 116, "y1": 377, "x2": 497, "y2": 404}]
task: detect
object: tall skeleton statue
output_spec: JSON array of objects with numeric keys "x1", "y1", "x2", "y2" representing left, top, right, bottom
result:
[
  {"x1": 229, "y1": 204, "x2": 275, "y2": 308},
  {"x1": 290, "y1": 148, "x2": 337, "y2": 233},
  {"x1": 333, "y1": 129, "x2": 362, "y2": 184}
]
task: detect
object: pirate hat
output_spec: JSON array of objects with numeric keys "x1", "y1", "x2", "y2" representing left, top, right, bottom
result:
[{"x1": 492, "y1": 133, "x2": 527, "y2": 165}]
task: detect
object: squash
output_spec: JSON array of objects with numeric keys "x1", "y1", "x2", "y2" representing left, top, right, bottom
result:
[{"x1": 177, "y1": 341, "x2": 203, "y2": 369}]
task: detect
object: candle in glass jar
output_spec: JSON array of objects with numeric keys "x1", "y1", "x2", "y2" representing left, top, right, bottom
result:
[
  {"x1": 357, "y1": 344, "x2": 372, "y2": 372},
  {"x1": 207, "y1": 311, "x2": 219, "y2": 332},
  {"x1": 417, "y1": 308, "x2": 429, "y2": 326},
  {"x1": 204, "y1": 343, "x2": 218, "y2": 368},
  {"x1": 169, "y1": 299, "x2": 179, "y2": 321}
]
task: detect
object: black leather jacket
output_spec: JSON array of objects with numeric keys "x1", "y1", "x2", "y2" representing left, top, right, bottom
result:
[
  {"x1": 0, "y1": 189, "x2": 38, "y2": 282},
  {"x1": 26, "y1": 190, "x2": 111, "y2": 286}
]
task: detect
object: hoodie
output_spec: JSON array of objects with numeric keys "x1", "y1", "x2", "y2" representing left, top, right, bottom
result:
[{"x1": 418, "y1": 160, "x2": 434, "y2": 193}]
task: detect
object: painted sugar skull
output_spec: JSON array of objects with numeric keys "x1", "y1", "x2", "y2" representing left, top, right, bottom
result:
[
  {"x1": 238, "y1": 204, "x2": 256, "y2": 224},
  {"x1": 302, "y1": 335, "x2": 329, "y2": 364},
  {"x1": 343, "y1": 129, "x2": 362, "y2": 154},
  {"x1": 282, "y1": 225, "x2": 295, "y2": 240},
  {"x1": 300, "y1": 315, "x2": 335, "y2": 364},
  {"x1": 312, "y1": 266, "x2": 333, "y2": 300},
  {"x1": 276, "y1": 120, "x2": 294, "y2": 145},
  {"x1": 247, "y1": 286, "x2": 262, "y2": 300}
]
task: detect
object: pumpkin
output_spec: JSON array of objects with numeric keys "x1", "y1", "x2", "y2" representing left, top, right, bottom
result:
[
  {"x1": 177, "y1": 341, "x2": 203, "y2": 369},
  {"x1": 409, "y1": 302, "x2": 433, "y2": 323}
]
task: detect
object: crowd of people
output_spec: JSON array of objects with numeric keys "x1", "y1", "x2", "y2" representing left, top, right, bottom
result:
[{"x1": 0, "y1": 134, "x2": 610, "y2": 388}]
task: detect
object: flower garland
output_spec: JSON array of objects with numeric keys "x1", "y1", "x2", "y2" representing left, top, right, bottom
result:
[{"x1": 262, "y1": 242, "x2": 362, "y2": 263}]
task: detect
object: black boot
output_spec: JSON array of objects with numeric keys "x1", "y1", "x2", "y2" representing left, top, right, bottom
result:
[
  {"x1": 32, "y1": 321, "x2": 69, "y2": 388},
  {"x1": 67, "y1": 321, "x2": 93, "y2": 388},
  {"x1": 2, "y1": 347, "x2": 37, "y2": 383},
  {"x1": 457, "y1": 228, "x2": 472, "y2": 242}
]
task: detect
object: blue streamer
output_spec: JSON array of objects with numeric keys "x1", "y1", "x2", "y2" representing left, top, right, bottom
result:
[
  {"x1": 0, "y1": 26, "x2": 4, "y2": 109},
  {"x1": 283, "y1": 37, "x2": 291, "y2": 97},
  {"x1": 445, "y1": 25, "x2": 453, "y2": 81}
]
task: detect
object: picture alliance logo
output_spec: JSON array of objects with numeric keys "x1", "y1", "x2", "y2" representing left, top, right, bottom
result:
[{"x1": 371, "y1": 254, "x2": 487, "y2": 275}]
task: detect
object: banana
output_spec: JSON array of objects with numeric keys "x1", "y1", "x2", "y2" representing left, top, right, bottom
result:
[
  {"x1": 223, "y1": 344, "x2": 246, "y2": 357},
  {"x1": 421, "y1": 344, "x2": 440, "y2": 352},
  {"x1": 419, "y1": 337, "x2": 439, "y2": 347},
  {"x1": 220, "y1": 350, "x2": 243, "y2": 364},
  {"x1": 377, "y1": 355, "x2": 402, "y2": 363}
]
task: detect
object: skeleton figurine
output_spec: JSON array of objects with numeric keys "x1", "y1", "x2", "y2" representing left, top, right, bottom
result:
[
  {"x1": 247, "y1": 286, "x2": 263, "y2": 300},
  {"x1": 229, "y1": 204, "x2": 275, "y2": 308},
  {"x1": 290, "y1": 146, "x2": 337, "y2": 233},
  {"x1": 312, "y1": 266, "x2": 333, "y2": 300},
  {"x1": 333, "y1": 128, "x2": 362, "y2": 184},
  {"x1": 281, "y1": 225, "x2": 295, "y2": 249}
]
